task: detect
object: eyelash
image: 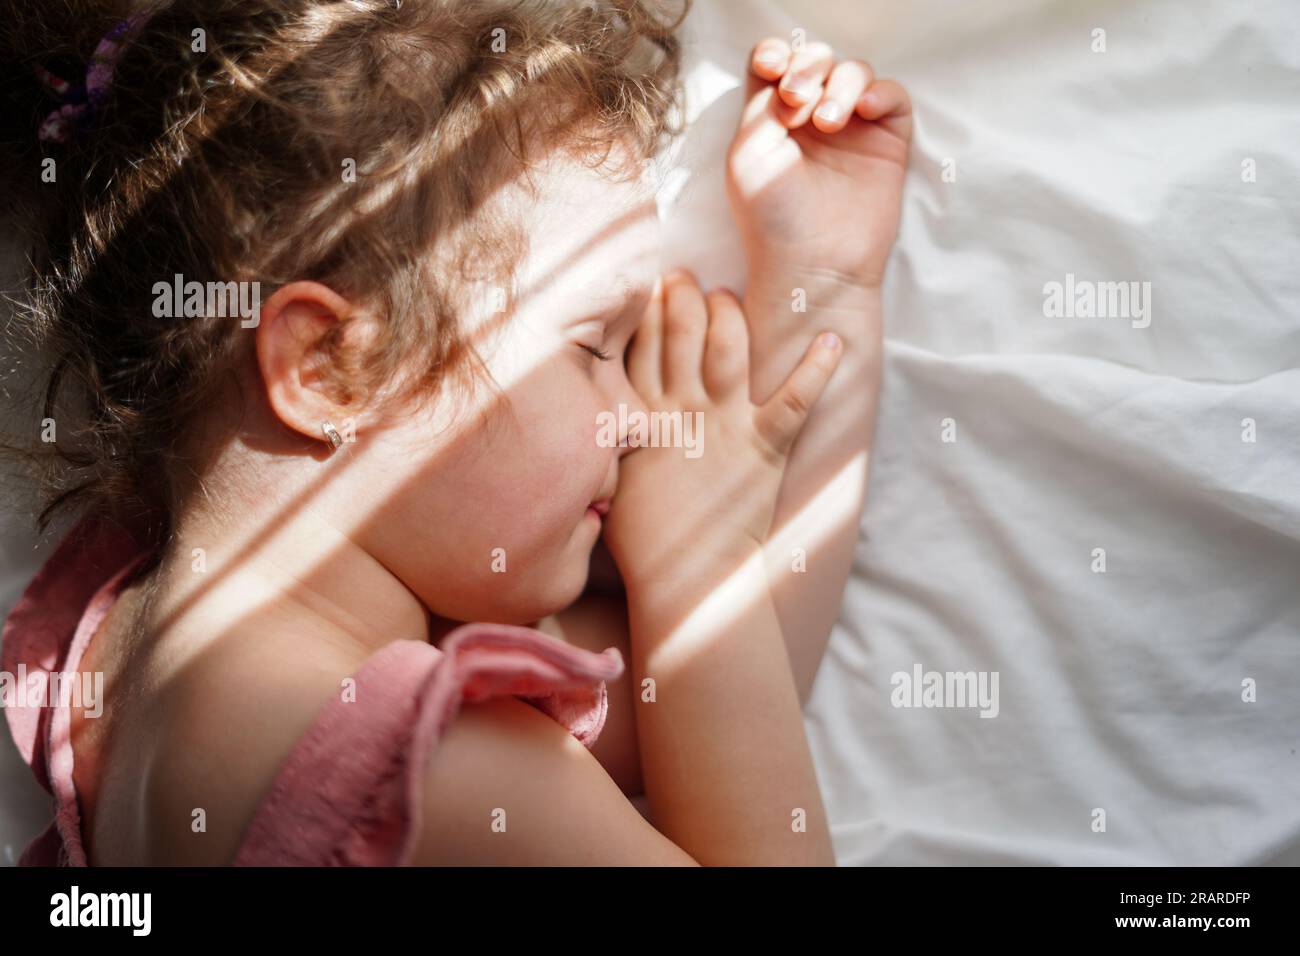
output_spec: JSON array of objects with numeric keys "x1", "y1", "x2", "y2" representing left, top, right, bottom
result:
[{"x1": 581, "y1": 343, "x2": 613, "y2": 362}]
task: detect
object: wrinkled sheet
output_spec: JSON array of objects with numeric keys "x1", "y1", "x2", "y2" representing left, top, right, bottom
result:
[{"x1": 662, "y1": 0, "x2": 1300, "y2": 864}]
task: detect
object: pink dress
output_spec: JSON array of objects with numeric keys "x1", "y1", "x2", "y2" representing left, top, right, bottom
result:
[{"x1": 1, "y1": 512, "x2": 624, "y2": 866}]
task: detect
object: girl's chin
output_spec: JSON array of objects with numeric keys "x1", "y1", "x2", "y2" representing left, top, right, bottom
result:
[
  {"x1": 537, "y1": 546, "x2": 598, "y2": 614},
  {"x1": 491, "y1": 524, "x2": 602, "y2": 623}
]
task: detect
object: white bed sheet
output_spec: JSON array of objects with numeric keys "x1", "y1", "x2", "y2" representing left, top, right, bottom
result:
[{"x1": 662, "y1": 0, "x2": 1300, "y2": 864}]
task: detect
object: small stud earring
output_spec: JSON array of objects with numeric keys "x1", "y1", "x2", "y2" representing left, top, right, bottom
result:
[{"x1": 321, "y1": 421, "x2": 344, "y2": 450}]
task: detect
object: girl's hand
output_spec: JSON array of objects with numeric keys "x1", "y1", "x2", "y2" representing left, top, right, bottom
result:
[
  {"x1": 727, "y1": 37, "x2": 912, "y2": 289},
  {"x1": 603, "y1": 270, "x2": 842, "y2": 594}
]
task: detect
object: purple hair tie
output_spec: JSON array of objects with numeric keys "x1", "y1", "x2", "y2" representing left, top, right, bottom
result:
[{"x1": 36, "y1": 12, "x2": 152, "y2": 144}]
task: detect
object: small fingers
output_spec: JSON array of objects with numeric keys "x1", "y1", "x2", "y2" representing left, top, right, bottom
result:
[
  {"x1": 749, "y1": 38, "x2": 792, "y2": 80},
  {"x1": 753, "y1": 331, "x2": 842, "y2": 460},
  {"x1": 626, "y1": 276, "x2": 664, "y2": 400},
  {"x1": 812, "y1": 59, "x2": 874, "y2": 132},
  {"x1": 702, "y1": 288, "x2": 749, "y2": 398},
  {"x1": 777, "y1": 41, "x2": 834, "y2": 121},
  {"x1": 856, "y1": 78, "x2": 913, "y2": 141},
  {"x1": 661, "y1": 270, "x2": 708, "y2": 396}
]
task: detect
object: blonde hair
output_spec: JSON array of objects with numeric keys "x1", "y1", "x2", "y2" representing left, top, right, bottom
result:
[{"x1": 0, "y1": 0, "x2": 687, "y2": 544}]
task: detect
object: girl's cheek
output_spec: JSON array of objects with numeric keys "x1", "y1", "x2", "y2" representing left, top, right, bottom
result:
[
  {"x1": 532, "y1": 386, "x2": 608, "y2": 476},
  {"x1": 570, "y1": 403, "x2": 609, "y2": 468}
]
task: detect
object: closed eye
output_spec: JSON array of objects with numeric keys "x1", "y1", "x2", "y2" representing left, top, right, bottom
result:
[{"x1": 580, "y1": 343, "x2": 613, "y2": 362}]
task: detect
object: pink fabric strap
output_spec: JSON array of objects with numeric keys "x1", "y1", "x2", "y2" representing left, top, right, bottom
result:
[
  {"x1": 232, "y1": 623, "x2": 623, "y2": 866},
  {"x1": 1, "y1": 512, "x2": 147, "y2": 791}
]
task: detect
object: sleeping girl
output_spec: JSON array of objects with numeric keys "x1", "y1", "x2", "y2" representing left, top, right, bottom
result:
[{"x1": 0, "y1": 0, "x2": 909, "y2": 865}]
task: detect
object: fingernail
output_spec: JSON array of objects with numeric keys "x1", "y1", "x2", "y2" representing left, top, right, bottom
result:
[
  {"x1": 757, "y1": 50, "x2": 782, "y2": 67},
  {"x1": 782, "y1": 81, "x2": 816, "y2": 104},
  {"x1": 815, "y1": 102, "x2": 842, "y2": 123},
  {"x1": 818, "y1": 332, "x2": 842, "y2": 352}
]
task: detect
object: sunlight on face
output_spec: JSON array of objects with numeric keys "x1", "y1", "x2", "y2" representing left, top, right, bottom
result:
[{"x1": 359, "y1": 145, "x2": 661, "y2": 624}]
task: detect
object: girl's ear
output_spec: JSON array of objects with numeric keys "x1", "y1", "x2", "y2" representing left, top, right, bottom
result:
[{"x1": 255, "y1": 280, "x2": 361, "y2": 445}]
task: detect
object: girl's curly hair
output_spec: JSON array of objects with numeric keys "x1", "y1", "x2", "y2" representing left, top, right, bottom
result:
[{"x1": 0, "y1": 0, "x2": 687, "y2": 547}]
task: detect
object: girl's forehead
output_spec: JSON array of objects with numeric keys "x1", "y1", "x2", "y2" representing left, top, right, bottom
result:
[
  {"x1": 532, "y1": 158, "x2": 658, "y2": 244},
  {"x1": 515, "y1": 160, "x2": 661, "y2": 300}
]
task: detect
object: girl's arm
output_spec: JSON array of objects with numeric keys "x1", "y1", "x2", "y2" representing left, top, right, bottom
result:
[
  {"x1": 600, "y1": 272, "x2": 841, "y2": 864},
  {"x1": 625, "y1": 543, "x2": 836, "y2": 864},
  {"x1": 743, "y1": 275, "x2": 881, "y2": 702},
  {"x1": 413, "y1": 693, "x2": 699, "y2": 865},
  {"x1": 415, "y1": 555, "x2": 833, "y2": 865},
  {"x1": 728, "y1": 42, "x2": 912, "y2": 702}
]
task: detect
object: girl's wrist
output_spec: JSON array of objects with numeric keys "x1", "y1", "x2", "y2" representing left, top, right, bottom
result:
[
  {"x1": 744, "y1": 260, "x2": 882, "y2": 315},
  {"x1": 622, "y1": 539, "x2": 769, "y2": 632}
]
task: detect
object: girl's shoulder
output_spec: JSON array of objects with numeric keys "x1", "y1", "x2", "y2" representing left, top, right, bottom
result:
[
  {"x1": 115, "y1": 628, "x2": 377, "y2": 865},
  {"x1": 3, "y1": 512, "x2": 624, "y2": 866}
]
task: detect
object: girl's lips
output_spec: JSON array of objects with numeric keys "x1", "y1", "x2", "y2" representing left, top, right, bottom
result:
[{"x1": 589, "y1": 498, "x2": 612, "y2": 517}]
